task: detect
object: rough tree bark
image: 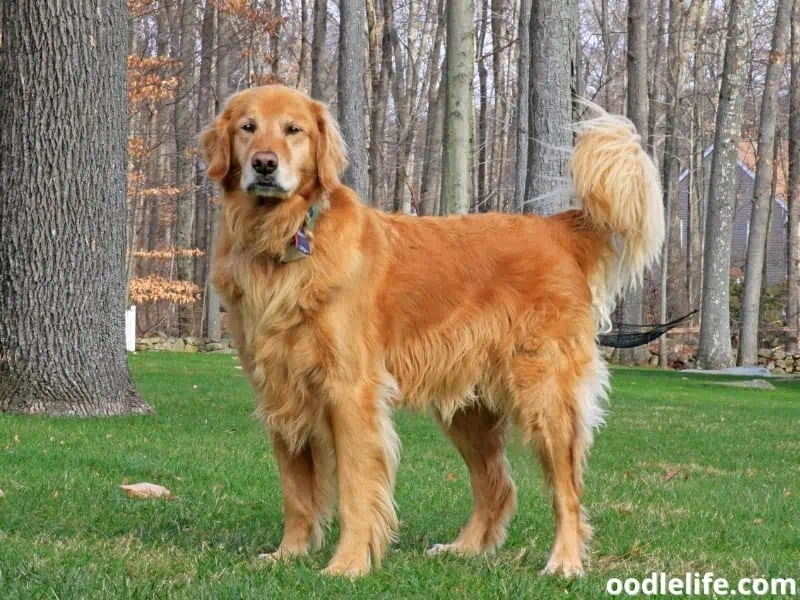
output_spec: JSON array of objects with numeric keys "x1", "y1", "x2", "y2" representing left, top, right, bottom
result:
[
  {"x1": 476, "y1": 0, "x2": 490, "y2": 211},
  {"x1": 207, "y1": 2, "x2": 233, "y2": 342},
  {"x1": 619, "y1": 0, "x2": 650, "y2": 365},
  {"x1": 659, "y1": 0, "x2": 705, "y2": 367},
  {"x1": 193, "y1": 0, "x2": 216, "y2": 336},
  {"x1": 647, "y1": 0, "x2": 669, "y2": 165},
  {"x1": 174, "y1": 0, "x2": 197, "y2": 335},
  {"x1": 338, "y1": 0, "x2": 368, "y2": 201},
  {"x1": 441, "y1": 0, "x2": 474, "y2": 215},
  {"x1": 489, "y1": 0, "x2": 507, "y2": 212},
  {"x1": 697, "y1": 0, "x2": 755, "y2": 369},
  {"x1": 366, "y1": 0, "x2": 391, "y2": 208},
  {"x1": 513, "y1": 0, "x2": 532, "y2": 212},
  {"x1": 0, "y1": 0, "x2": 152, "y2": 415},
  {"x1": 421, "y1": 69, "x2": 447, "y2": 216},
  {"x1": 523, "y1": 0, "x2": 578, "y2": 215},
  {"x1": 738, "y1": 0, "x2": 792, "y2": 365},
  {"x1": 310, "y1": 0, "x2": 327, "y2": 100},
  {"x1": 787, "y1": 0, "x2": 800, "y2": 353}
]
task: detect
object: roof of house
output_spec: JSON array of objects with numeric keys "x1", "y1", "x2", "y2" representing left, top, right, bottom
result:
[{"x1": 678, "y1": 143, "x2": 787, "y2": 210}]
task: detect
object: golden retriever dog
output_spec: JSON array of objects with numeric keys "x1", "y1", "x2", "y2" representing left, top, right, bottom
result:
[{"x1": 201, "y1": 84, "x2": 664, "y2": 577}]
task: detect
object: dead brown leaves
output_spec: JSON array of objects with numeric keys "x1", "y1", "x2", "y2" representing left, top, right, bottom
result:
[{"x1": 119, "y1": 483, "x2": 174, "y2": 500}]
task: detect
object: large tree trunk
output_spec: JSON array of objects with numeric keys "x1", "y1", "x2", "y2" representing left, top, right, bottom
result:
[
  {"x1": 523, "y1": 0, "x2": 577, "y2": 215},
  {"x1": 787, "y1": 0, "x2": 800, "y2": 353},
  {"x1": 174, "y1": 0, "x2": 197, "y2": 335},
  {"x1": 697, "y1": 0, "x2": 755, "y2": 370},
  {"x1": 512, "y1": 0, "x2": 532, "y2": 212},
  {"x1": 440, "y1": 0, "x2": 474, "y2": 215},
  {"x1": 338, "y1": 0, "x2": 368, "y2": 200},
  {"x1": 0, "y1": 0, "x2": 152, "y2": 415},
  {"x1": 619, "y1": 0, "x2": 650, "y2": 366},
  {"x1": 738, "y1": 0, "x2": 793, "y2": 365},
  {"x1": 310, "y1": 0, "x2": 328, "y2": 100}
]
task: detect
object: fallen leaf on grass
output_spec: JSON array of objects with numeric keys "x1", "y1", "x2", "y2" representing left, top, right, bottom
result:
[
  {"x1": 446, "y1": 473, "x2": 457, "y2": 482},
  {"x1": 664, "y1": 468, "x2": 681, "y2": 482},
  {"x1": 13, "y1": 433, "x2": 19, "y2": 444},
  {"x1": 753, "y1": 518, "x2": 764, "y2": 525},
  {"x1": 784, "y1": 490, "x2": 792, "y2": 499},
  {"x1": 0, "y1": 488, "x2": 5, "y2": 498},
  {"x1": 119, "y1": 483, "x2": 173, "y2": 500}
]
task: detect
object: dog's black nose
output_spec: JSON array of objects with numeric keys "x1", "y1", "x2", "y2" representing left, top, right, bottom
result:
[{"x1": 252, "y1": 151, "x2": 278, "y2": 175}]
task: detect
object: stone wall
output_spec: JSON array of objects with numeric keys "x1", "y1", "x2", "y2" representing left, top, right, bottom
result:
[
  {"x1": 134, "y1": 334, "x2": 236, "y2": 354},
  {"x1": 135, "y1": 335, "x2": 798, "y2": 375}
]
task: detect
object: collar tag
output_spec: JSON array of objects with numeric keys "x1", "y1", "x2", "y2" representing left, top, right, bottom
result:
[{"x1": 293, "y1": 228, "x2": 311, "y2": 256}]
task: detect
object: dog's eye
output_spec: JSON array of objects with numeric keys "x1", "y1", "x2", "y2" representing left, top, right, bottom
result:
[
  {"x1": 286, "y1": 124, "x2": 301, "y2": 135},
  {"x1": 241, "y1": 122, "x2": 256, "y2": 133}
]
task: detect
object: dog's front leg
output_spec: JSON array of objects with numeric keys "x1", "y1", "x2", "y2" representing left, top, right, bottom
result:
[
  {"x1": 323, "y1": 382, "x2": 400, "y2": 577},
  {"x1": 260, "y1": 430, "x2": 336, "y2": 561}
]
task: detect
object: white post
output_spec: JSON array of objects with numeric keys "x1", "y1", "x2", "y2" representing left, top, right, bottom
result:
[{"x1": 125, "y1": 305, "x2": 136, "y2": 352}]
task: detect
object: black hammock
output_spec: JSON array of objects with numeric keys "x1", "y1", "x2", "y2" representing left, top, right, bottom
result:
[{"x1": 598, "y1": 310, "x2": 698, "y2": 349}]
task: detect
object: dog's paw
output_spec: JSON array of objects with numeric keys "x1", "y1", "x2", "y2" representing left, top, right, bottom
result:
[
  {"x1": 425, "y1": 543, "x2": 459, "y2": 556},
  {"x1": 321, "y1": 561, "x2": 371, "y2": 578},
  {"x1": 258, "y1": 548, "x2": 304, "y2": 562},
  {"x1": 540, "y1": 557, "x2": 585, "y2": 578}
]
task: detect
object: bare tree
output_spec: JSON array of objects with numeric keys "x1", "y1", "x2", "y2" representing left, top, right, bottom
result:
[
  {"x1": 206, "y1": 2, "x2": 233, "y2": 342},
  {"x1": 524, "y1": 0, "x2": 578, "y2": 214},
  {"x1": 658, "y1": 0, "x2": 706, "y2": 367},
  {"x1": 0, "y1": 0, "x2": 151, "y2": 415},
  {"x1": 787, "y1": 0, "x2": 800, "y2": 353},
  {"x1": 738, "y1": 0, "x2": 792, "y2": 365},
  {"x1": 619, "y1": 0, "x2": 650, "y2": 365},
  {"x1": 441, "y1": 0, "x2": 474, "y2": 214},
  {"x1": 174, "y1": 0, "x2": 197, "y2": 335},
  {"x1": 310, "y1": 0, "x2": 327, "y2": 100},
  {"x1": 513, "y1": 0, "x2": 532, "y2": 212},
  {"x1": 338, "y1": 0, "x2": 368, "y2": 200},
  {"x1": 697, "y1": 0, "x2": 755, "y2": 369}
]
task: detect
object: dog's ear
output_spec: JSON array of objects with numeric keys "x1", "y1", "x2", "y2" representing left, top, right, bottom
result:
[
  {"x1": 200, "y1": 111, "x2": 232, "y2": 181},
  {"x1": 311, "y1": 100, "x2": 348, "y2": 192}
]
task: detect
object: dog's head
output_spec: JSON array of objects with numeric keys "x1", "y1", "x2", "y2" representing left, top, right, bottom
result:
[{"x1": 200, "y1": 85, "x2": 348, "y2": 203}]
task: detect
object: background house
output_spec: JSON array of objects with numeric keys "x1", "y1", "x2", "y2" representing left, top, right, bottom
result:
[{"x1": 678, "y1": 145, "x2": 788, "y2": 286}]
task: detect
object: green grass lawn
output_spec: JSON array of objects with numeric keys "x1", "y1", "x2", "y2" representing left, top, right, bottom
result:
[{"x1": 1, "y1": 354, "x2": 798, "y2": 598}]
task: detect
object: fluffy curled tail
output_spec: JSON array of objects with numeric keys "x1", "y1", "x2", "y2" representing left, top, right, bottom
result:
[{"x1": 570, "y1": 104, "x2": 665, "y2": 331}]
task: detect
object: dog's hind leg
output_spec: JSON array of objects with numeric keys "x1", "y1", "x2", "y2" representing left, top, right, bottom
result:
[
  {"x1": 323, "y1": 379, "x2": 400, "y2": 577},
  {"x1": 260, "y1": 428, "x2": 336, "y2": 561},
  {"x1": 510, "y1": 348, "x2": 605, "y2": 578},
  {"x1": 427, "y1": 404, "x2": 517, "y2": 557}
]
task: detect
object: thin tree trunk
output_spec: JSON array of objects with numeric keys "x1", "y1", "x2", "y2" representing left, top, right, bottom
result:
[
  {"x1": 310, "y1": 0, "x2": 327, "y2": 100},
  {"x1": 513, "y1": 0, "x2": 531, "y2": 212},
  {"x1": 523, "y1": 0, "x2": 577, "y2": 215},
  {"x1": 193, "y1": 0, "x2": 216, "y2": 336},
  {"x1": 174, "y1": 0, "x2": 197, "y2": 335},
  {"x1": 297, "y1": 0, "x2": 310, "y2": 88},
  {"x1": 207, "y1": 3, "x2": 232, "y2": 342},
  {"x1": 441, "y1": 0, "x2": 474, "y2": 214},
  {"x1": 0, "y1": 0, "x2": 151, "y2": 415},
  {"x1": 476, "y1": 0, "x2": 490, "y2": 211},
  {"x1": 271, "y1": 0, "x2": 282, "y2": 76},
  {"x1": 647, "y1": 0, "x2": 669, "y2": 165},
  {"x1": 490, "y1": 0, "x2": 507, "y2": 212},
  {"x1": 738, "y1": 0, "x2": 792, "y2": 365},
  {"x1": 600, "y1": 0, "x2": 612, "y2": 109},
  {"x1": 787, "y1": 0, "x2": 800, "y2": 353},
  {"x1": 366, "y1": 0, "x2": 390, "y2": 207},
  {"x1": 421, "y1": 67, "x2": 446, "y2": 216},
  {"x1": 619, "y1": 0, "x2": 650, "y2": 366},
  {"x1": 338, "y1": 0, "x2": 368, "y2": 200},
  {"x1": 697, "y1": 0, "x2": 755, "y2": 369}
]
